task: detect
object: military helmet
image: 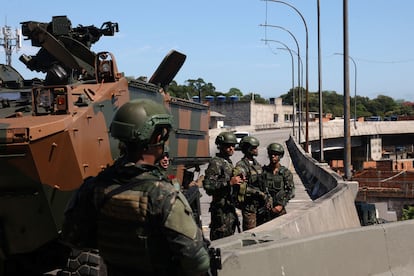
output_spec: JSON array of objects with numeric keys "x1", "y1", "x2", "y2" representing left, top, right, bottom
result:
[
  {"x1": 110, "y1": 99, "x2": 173, "y2": 146},
  {"x1": 267, "y1": 142, "x2": 284, "y2": 157},
  {"x1": 240, "y1": 136, "x2": 260, "y2": 155},
  {"x1": 215, "y1": 131, "x2": 237, "y2": 145},
  {"x1": 240, "y1": 135, "x2": 259, "y2": 148}
]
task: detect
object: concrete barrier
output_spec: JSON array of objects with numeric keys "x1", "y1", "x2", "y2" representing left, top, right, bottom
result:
[
  {"x1": 218, "y1": 219, "x2": 414, "y2": 276},
  {"x1": 211, "y1": 135, "x2": 366, "y2": 274},
  {"x1": 286, "y1": 135, "x2": 356, "y2": 199},
  {"x1": 210, "y1": 129, "x2": 414, "y2": 275},
  {"x1": 213, "y1": 135, "x2": 360, "y2": 248}
]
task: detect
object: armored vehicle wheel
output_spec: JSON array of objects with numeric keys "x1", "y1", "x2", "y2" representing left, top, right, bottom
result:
[{"x1": 59, "y1": 249, "x2": 107, "y2": 276}]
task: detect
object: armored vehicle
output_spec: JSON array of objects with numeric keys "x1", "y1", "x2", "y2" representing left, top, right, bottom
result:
[
  {"x1": 0, "y1": 16, "x2": 210, "y2": 275},
  {"x1": 0, "y1": 64, "x2": 24, "y2": 89}
]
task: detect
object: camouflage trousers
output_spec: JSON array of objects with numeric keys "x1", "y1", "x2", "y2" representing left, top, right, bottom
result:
[
  {"x1": 209, "y1": 203, "x2": 238, "y2": 241},
  {"x1": 242, "y1": 211, "x2": 256, "y2": 231},
  {"x1": 240, "y1": 199, "x2": 260, "y2": 231}
]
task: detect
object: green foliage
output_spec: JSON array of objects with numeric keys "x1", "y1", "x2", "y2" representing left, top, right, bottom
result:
[
  {"x1": 282, "y1": 89, "x2": 413, "y2": 118},
  {"x1": 166, "y1": 78, "x2": 255, "y2": 102},
  {"x1": 227, "y1": 88, "x2": 243, "y2": 97},
  {"x1": 163, "y1": 77, "x2": 414, "y2": 118},
  {"x1": 402, "y1": 205, "x2": 414, "y2": 220}
]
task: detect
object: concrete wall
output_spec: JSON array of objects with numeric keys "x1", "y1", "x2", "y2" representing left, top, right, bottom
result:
[
  {"x1": 209, "y1": 98, "x2": 294, "y2": 128},
  {"x1": 210, "y1": 101, "x2": 251, "y2": 127},
  {"x1": 250, "y1": 100, "x2": 293, "y2": 127},
  {"x1": 217, "y1": 219, "x2": 414, "y2": 276},
  {"x1": 212, "y1": 135, "x2": 414, "y2": 275}
]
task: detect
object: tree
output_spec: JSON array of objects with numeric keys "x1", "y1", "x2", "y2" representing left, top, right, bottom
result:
[
  {"x1": 167, "y1": 80, "x2": 192, "y2": 99},
  {"x1": 402, "y1": 205, "x2": 414, "y2": 220},
  {"x1": 368, "y1": 95, "x2": 398, "y2": 117},
  {"x1": 280, "y1": 87, "x2": 301, "y2": 105},
  {"x1": 226, "y1": 88, "x2": 243, "y2": 97},
  {"x1": 241, "y1": 93, "x2": 267, "y2": 103},
  {"x1": 164, "y1": 76, "x2": 413, "y2": 118},
  {"x1": 186, "y1": 78, "x2": 216, "y2": 100},
  {"x1": 396, "y1": 103, "x2": 414, "y2": 116}
]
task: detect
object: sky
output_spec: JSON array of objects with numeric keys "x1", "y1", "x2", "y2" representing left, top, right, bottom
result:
[{"x1": 1, "y1": 0, "x2": 414, "y2": 102}]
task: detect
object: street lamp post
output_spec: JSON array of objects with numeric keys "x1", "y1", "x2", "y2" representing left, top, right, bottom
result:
[
  {"x1": 260, "y1": 24, "x2": 302, "y2": 142},
  {"x1": 334, "y1": 53, "x2": 357, "y2": 129},
  {"x1": 264, "y1": 0, "x2": 309, "y2": 151},
  {"x1": 278, "y1": 47, "x2": 304, "y2": 139},
  {"x1": 262, "y1": 39, "x2": 296, "y2": 136}
]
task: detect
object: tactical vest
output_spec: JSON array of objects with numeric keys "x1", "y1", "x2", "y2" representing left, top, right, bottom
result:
[
  {"x1": 236, "y1": 158, "x2": 264, "y2": 210},
  {"x1": 263, "y1": 166, "x2": 291, "y2": 206},
  {"x1": 94, "y1": 166, "x2": 179, "y2": 274},
  {"x1": 240, "y1": 158, "x2": 263, "y2": 189},
  {"x1": 263, "y1": 166, "x2": 286, "y2": 193}
]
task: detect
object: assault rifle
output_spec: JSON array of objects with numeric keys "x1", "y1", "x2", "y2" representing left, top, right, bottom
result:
[
  {"x1": 183, "y1": 185, "x2": 202, "y2": 228},
  {"x1": 208, "y1": 247, "x2": 222, "y2": 276}
]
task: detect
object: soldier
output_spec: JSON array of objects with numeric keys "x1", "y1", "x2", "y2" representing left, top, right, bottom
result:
[
  {"x1": 262, "y1": 142, "x2": 295, "y2": 222},
  {"x1": 62, "y1": 99, "x2": 210, "y2": 276},
  {"x1": 156, "y1": 145, "x2": 181, "y2": 191},
  {"x1": 235, "y1": 135, "x2": 270, "y2": 230},
  {"x1": 203, "y1": 131, "x2": 242, "y2": 241},
  {"x1": 156, "y1": 144, "x2": 203, "y2": 227},
  {"x1": 157, "y1": 145, "x2": 170, "y2": 171}
]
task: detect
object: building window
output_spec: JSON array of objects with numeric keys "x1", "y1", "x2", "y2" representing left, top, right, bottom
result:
[
  {"x1": 273, "y1": 114, "x2": 278, "y2": 122},
  {"x1": 285, "y1": 114, "x2": 290, "y2": 122}
]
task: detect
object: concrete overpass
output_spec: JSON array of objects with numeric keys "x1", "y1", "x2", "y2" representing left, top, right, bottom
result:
[
  {"x1": 306, "y1": 120, "x2": 414, "y2": 141},
  {"x1": 208, "y1": 123, "x2": 414, "y2": 276},
  {"x1": 304, "y1": 120, "x2": 414, "y2": 154}
]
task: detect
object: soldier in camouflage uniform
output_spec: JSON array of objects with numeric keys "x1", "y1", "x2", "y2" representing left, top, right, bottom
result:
[
  {"x1": 203, "y1": 131, "x2": 242, "y2": 241},
  {"x1": 62, "y1": 99, "x2": 210, "y2": 276},
  {"x1": 235, "y1": 136, "x2": 270, "y2": 230},
  {"x1": 262, "y1": 142, "x2": 295, "y2": 222},
  {"x1": 156, "y1": 145, "x2": 181, "y2": 191},
  {"x1": 156, "y1": 144, "x2": 203, "y2": 227}
]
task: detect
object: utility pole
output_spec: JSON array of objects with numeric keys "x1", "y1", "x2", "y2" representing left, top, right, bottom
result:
[
  {"x1": 317, "y1": 0, "x2": 324, "y2": 162},
  {"x1": 343, "y1": 0, "x2": 352, "y2": 180}
]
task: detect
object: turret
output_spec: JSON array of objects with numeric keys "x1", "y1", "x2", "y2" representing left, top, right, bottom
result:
[{"x1": 18, "y1": 15, "x2": 119, "y2": 85}]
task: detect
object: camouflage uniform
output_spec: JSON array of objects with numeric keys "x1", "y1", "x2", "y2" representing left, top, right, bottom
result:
[
  {"x1": 157, "y1": 164, "x2": 181, "y2": 189},
  {"x1": 156, "y1": 147, "x2": 203, "y2": 228},
  {"x1": 62, "y1": 99, "x2": 210, "y2": 276},
  {"x1": 262, "y1": 164, "x2": 295, "y2": 220},
  {"x1": 63, "y1": 161, "x2": 209, "y2": 276},
  {"x1": 235, "y1": 157, "x2": 265, "y2": 230},
  {"x1": 203, "y1": 153, "x2": 239, "y2": 241},
  {"x1": 105, "y1": 163, "x2": 209, "y2": 275},
  {"x1": 261, "y1": 142, "x2": 295, "y2": 223}
]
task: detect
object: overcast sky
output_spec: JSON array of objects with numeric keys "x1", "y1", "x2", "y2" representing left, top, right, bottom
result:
[{"x1": 2, "y1": 0, "x2": 414, "y2": 101}]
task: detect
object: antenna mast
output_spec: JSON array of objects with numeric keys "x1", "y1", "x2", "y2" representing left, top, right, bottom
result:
[{"x1": 0, "y1": 22, "x2": 22, "y2": 66}]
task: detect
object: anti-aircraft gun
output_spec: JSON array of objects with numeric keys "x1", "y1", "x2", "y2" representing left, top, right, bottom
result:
[{"x1": 0, "y1": 16, "x2": 210, "y2": 275}]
